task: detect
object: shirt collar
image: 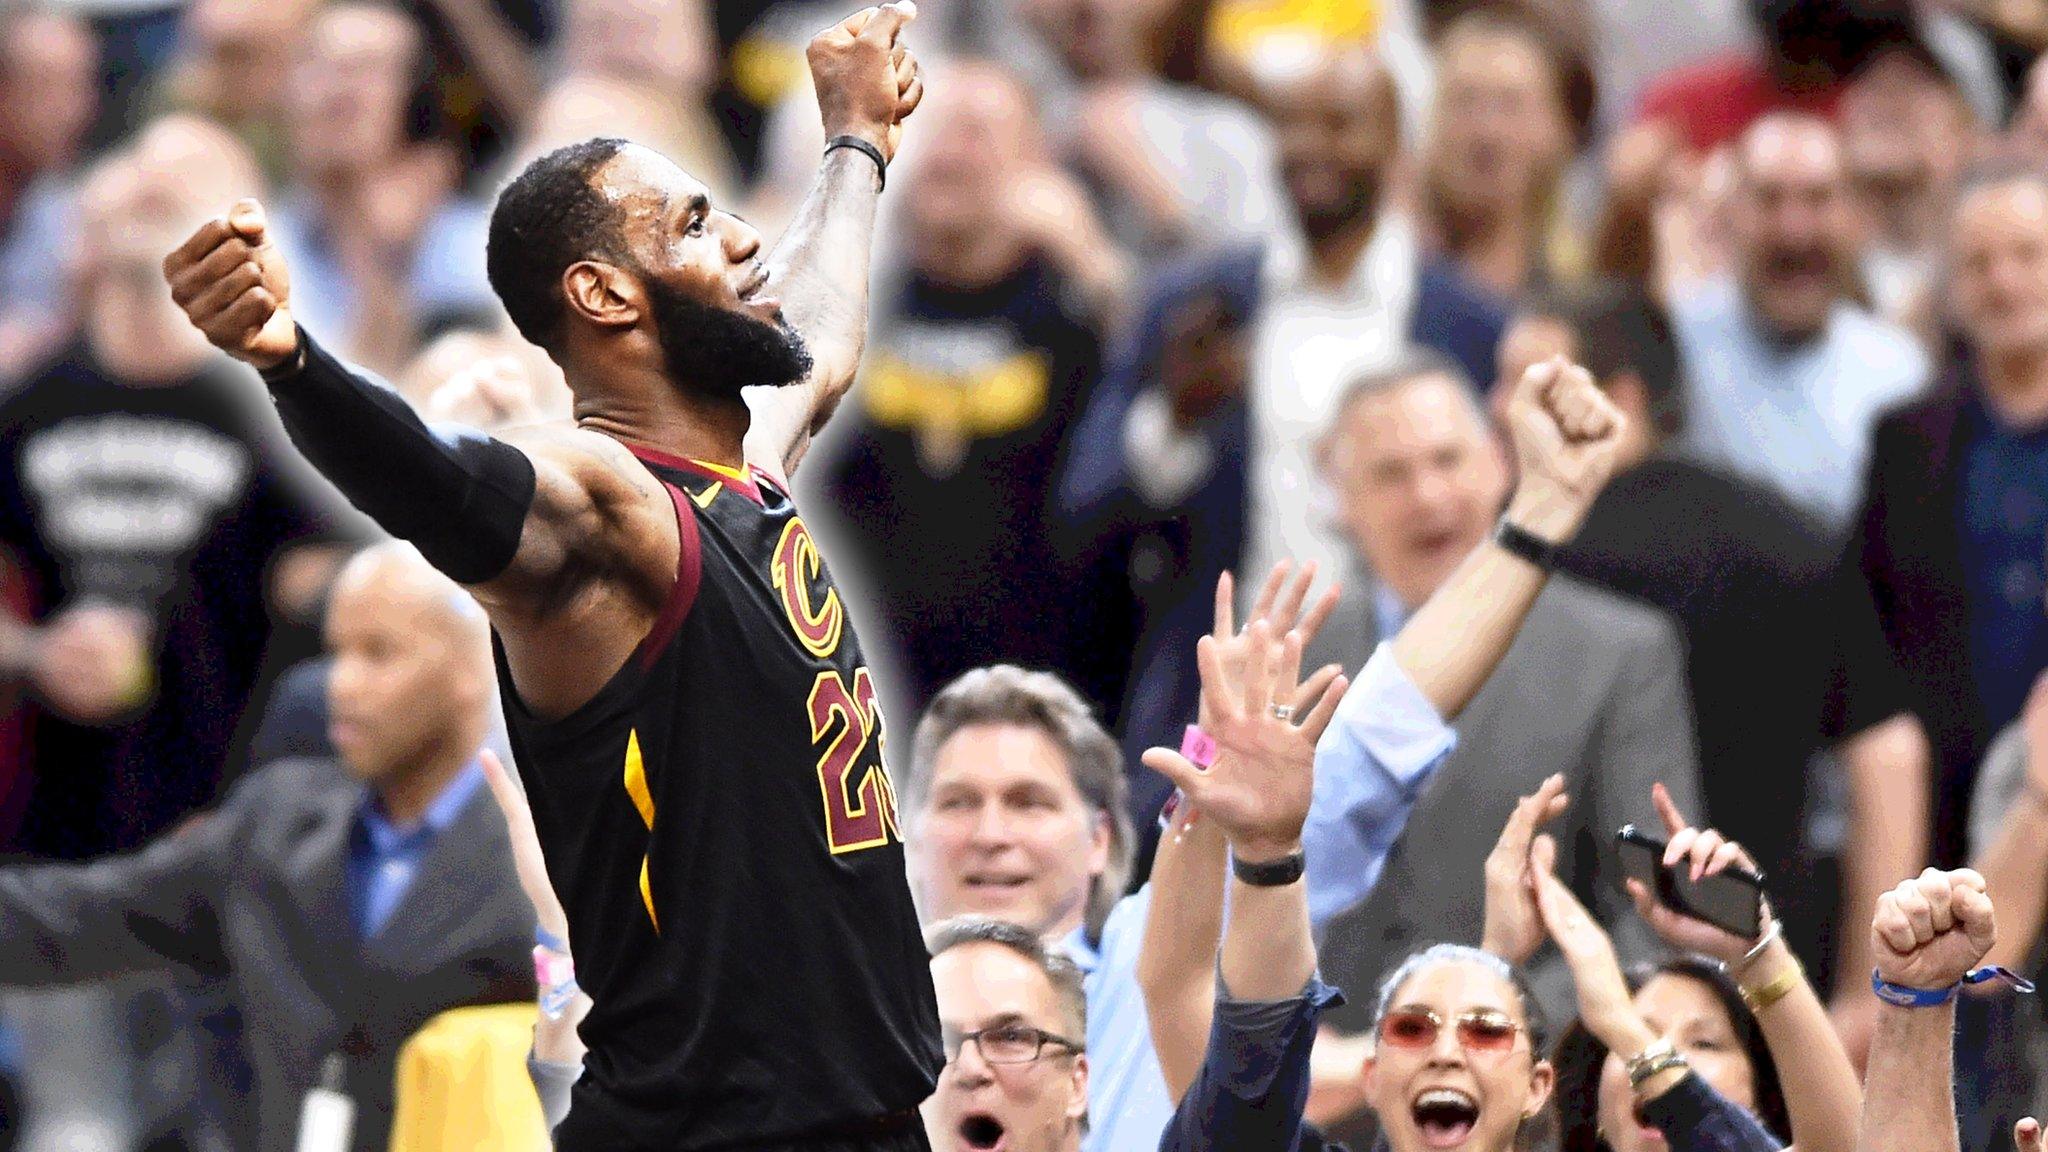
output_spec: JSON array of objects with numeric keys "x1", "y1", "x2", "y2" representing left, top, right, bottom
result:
[
  {"x1": 1263, "y1": 210, "x2": 1418, "y2": 302},
  {"x1": 1056, "y1": 923, "x2": 1100, "y2": 976},
  {"x1": 359, "y1": 757, "x2": 486, "y2": 853},
  {"x1": 1372, "y1": 581, "x2": 1411, "y2": 640}
]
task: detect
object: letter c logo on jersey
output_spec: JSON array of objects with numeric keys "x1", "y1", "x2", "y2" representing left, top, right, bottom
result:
[{"x1": 772, "y1": 518, "x2": 844, "y2": 659}]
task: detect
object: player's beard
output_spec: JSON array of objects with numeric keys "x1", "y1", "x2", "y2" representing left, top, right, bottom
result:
[{"x1": 644, "y1": 277, "x2": 814, "y2": 401}]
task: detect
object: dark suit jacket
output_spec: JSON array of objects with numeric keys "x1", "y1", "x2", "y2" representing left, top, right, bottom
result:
[
  {"x1": 1055, "y1": 238, "x2": 1510, "y2": 832},
  {"x1": 0, "y1": 756, "x2": 534, "y2": 1152},
  {"x1": 1841, "y1": 370, "x2": 1984, "y2": 866}
]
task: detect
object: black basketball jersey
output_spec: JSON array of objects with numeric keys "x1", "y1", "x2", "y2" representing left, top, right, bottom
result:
[{"x1": 494, "y1": 445, "x2": 941, "y2": 1147}]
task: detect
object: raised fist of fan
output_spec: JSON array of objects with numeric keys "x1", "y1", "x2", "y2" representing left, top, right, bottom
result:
[
  {"x1": 162, "y1": 199, "x2": 297, "y2": 371},
  {"x1": 1871, "y1": 868, "x2": 1997, "y2": 993},
  {"x1": 1140, "y1": 621, "x2": 1348, "y2": 865},
  {"x1": 1501, "y1": 355, "x2": 1627, "y2": 543}
]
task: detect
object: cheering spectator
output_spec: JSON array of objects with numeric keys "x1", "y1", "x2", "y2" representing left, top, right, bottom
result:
[
  {"x1": 149, "y1": 0, "x2": 322, "y2": 183},
  {"x1": 1420, "y1": 7, "x2": 1596, "y2": 299},
  {"x1": 1842, "y1": 41, "x2": 1987, "y2": 331},
  {"x1": 1302, "y1": 350, "x2": 1700, "y2": 1091},
  {"x1": 1504, "y1": 284, "x2": 1930, "y2": 997},
  {"x1": 1672, "y1": 113, "x2": 1930, "y2": 529},
  {"x1": 1634, "y1": 0, "x2": 1916, "y2": 152},
  {"x1": 805, "y1": 61, "x2": 1127, "y2": 723},
  {"x1": 268, "y1": 2, "x2": 499, "y2": 375},
  {"x1": 1854, "y1": 869, "x2": 2009, "y2": 1152},
  {"x1": 1530, "y1": 785, "x2": 1861, "y2": 1152},
  {"x1": 0, "y1": 116, "x2": 347, "y2": 862},
  {"x1": 0, "y1": 543, "x2": 533, "y2": 1152},
  {"x1": 0, "y1": 5, "x2": 98, "y2": 386},
  {"x1": 1058, "y1": 47, "x2": 1510, "y2": 812}
]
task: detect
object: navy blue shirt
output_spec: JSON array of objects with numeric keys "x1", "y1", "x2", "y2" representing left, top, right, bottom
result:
[{"x1": 1958, "y1": 395, "x2": 2048, "y2": 739}]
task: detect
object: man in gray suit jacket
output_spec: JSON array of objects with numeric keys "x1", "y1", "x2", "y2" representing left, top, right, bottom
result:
[
  {"x1": 0, "y1": 544, "x2": 533, "y2": 1152},
  {"x1": 1300, "y1": 352, "x2": 1702, "y2": 1085}
]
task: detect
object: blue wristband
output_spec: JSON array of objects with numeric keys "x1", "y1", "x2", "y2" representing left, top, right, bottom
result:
[
  {"x1": 535, "y1": 924, "x2": 570, "y2": 954},
  {"x1": 1872, "y1": 966, "x2": 2037, "y2": 1007}
]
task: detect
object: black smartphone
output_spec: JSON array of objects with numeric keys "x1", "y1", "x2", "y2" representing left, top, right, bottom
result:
[{"x1": 1615, "y1": 825, "x2": 1766, "y2": 940}]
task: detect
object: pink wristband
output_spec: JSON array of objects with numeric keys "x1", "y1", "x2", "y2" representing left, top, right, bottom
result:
[{"x1": 1181, "y1": 725, "x2": 1218, "y2": 769}]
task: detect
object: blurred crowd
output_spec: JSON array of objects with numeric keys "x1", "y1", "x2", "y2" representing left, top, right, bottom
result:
[{"x1": 2, "y1": 0, "x2": 2048, "y2": 1147}]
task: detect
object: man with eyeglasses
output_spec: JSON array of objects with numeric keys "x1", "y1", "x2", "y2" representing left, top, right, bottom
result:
[{"x1": 922, "y1": 918, "x2": 1091, "y2": 1152}]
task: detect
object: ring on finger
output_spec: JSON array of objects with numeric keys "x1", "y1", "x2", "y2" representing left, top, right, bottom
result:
[{"x1": 1269, "y1": 703, "x2": 1295, "y2": 722}]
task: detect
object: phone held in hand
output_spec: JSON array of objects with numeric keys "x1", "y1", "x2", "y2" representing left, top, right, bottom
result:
[{"x1": 1615, "y1": 825, "x2": 1766, "y2": 940}]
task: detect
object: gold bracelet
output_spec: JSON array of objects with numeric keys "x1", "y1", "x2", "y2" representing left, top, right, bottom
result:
[{"x1": 1740, "y1": 962, "x2": 1803, "y2": 1015}]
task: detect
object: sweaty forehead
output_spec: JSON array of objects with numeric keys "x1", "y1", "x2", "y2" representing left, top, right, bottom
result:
[{"x1": 596, "y1": 143, "x2": 711, "y2": 226}]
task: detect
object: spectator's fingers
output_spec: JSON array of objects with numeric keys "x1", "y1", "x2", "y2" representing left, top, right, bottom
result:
[
  {"x1": 1276, "y1": 630, "x2": 1305, "y2": 707},
  {"x1": 1272, "y1": 560, "x2": 1315, "y2": 631},
  {"x1": 1687, "y1": 829, "x2": 1725, "y2": 881},
  {"x1": 1299, "y1": 674, "x2": 1347, "y2": 745},
  {"x1": 1243, "y1": 620, "x2": 1277, "y2": 712},
  {"x1": 480, "y1": 750, "x2": 529, "y2": 831},
  {"x1": 1651, "y1": 781, "x2": 1690, "y2": 836},
  {"x1": 1140, "y1": 746, "x2": 1205, "y2": 797},
  {"x1": 1704, "y1": 838, "x2": 1747, "y2": 879},
  {"x1": 1291, "y1": 664, "x2": 1342, "y2": 713},
  {"x1": 1895, "y1": 884, "x2": 1935, "y2": 943},
  {"x1": 198, "y1": 287, "x2": 277, "y2": 350},
  {"x1": 1297, "y1": 584, "x2": 1341, "y2": 652},
  {"x1": 1249, "y1": 561, "x2": 1290, "y2": 630},
  {"x1": 1212, "y1": 570, "x2": 1235, "y2": 641},
  {"x1": 1954, "y1": 884, "x2": 1995, "y2": 941},
  {"x1": 857, "y1": 0, "x2": 916, "y2": 45},
  {"x1": 1663, "y1": 826, "x2": 1700, "y2": 869},
  {"x1": 1917, "y1": 868, "x2": 1956, "y2": 934},
  {"x1": 1194, "y1": 633, "x2": 1240, "y2": 724},
  {"x1": 2016, "y1": 1117, "x2": 2041, "y2": 1152},
  {"x1": 1952, "y1": 867, "x2": 1989, "y2": 893}
]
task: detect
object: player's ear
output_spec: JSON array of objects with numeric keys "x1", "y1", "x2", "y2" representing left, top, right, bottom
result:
[{"x1": 562, "y1": 260, "x2": 642, "y2": 331}]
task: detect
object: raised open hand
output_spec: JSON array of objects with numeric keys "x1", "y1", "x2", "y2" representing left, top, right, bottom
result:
[
  {"x1": 1627, "y1": 782, "x2": 1771, "y2": 965},
  {"x1": 1532, "y1": 836, "x2": 1643, "y2": 1048},
  {"x1": 1142, "y1": 621, "x2": 1348, "y2": 863},
  {"x1": 1481, "y1": 774, "x2": 1569, "y2": 966}
]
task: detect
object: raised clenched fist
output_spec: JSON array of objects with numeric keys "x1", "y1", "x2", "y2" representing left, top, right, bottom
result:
[
  {"x1": 808, "y1": 3, "x2": 926, "y2": 163},
  {"x1": 1501, "y1": 355, "x2": 1628, "y2": 541},
  {"x1": 1871, "y1": 868, "x2": 1996, "y2": 993},
  {"x1": 162, "y1": 198, "x2": 297, "y2": 371}
]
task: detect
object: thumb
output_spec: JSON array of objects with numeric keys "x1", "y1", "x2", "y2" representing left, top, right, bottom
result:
[
  {"x1": 2017, "y1": 1118, "x2": 2042, "y2": 1152},
  {"x1": 859, "y1": 0, "x2": 916, "y2": 42},
  {"x1": 1140, "y1": 746, "x2": 1206, "y2": 798},
  {"x1": 1530, "y1": 832, "x2": 1558, "y2": 878},
  {"x1": 228, "y1": 198, "x2": 268, "y2": 244}
]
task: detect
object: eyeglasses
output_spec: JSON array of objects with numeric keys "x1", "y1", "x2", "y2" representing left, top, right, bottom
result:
[
  {"x1": 943, "y1": 1023, "x2": 1083, "y2": 1066},
  {"x1": 1377, "y1": 1006, "x2": 1525, "y2": 1058}
]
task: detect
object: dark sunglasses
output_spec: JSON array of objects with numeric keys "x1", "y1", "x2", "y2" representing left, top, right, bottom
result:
[{"x1": 1378, "y1": 1006, "x2": 1524, "y2": 1057}]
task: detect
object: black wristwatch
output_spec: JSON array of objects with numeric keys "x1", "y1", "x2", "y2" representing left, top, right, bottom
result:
[
  {"x1": 1493, "y1": 517, "x2": 1561, "y2": 571},
  {"x1": 1232, "y1": 849, "x2": 1306, "y2": 888}
]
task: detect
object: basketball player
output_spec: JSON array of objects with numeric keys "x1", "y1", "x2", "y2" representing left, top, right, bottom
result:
[{"x1": 161, "y1": 6, "x2": 935, "y2": 1149}]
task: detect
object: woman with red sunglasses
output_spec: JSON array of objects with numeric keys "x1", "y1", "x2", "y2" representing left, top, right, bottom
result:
[{"x1": 1507, "y1": 784, "x2": 1862, "y2": 1152}]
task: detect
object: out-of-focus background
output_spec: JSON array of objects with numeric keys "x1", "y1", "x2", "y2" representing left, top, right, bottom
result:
[{"x1": 2, "y1": 0, "x2": 2048, "y2": 1147}]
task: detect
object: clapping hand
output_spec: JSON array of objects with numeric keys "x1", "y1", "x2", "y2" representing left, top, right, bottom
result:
[
  {"x1": 1871, "y1": 868, "x2": 1996, "y2": 994},
  {"x1": 1481, "y1": 774, "x2": 1569, "y2": 966}
]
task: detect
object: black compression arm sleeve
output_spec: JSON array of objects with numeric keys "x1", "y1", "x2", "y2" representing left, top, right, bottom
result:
[{"x1": 262, "y1": 327, "x2": 537, "y2": 584}]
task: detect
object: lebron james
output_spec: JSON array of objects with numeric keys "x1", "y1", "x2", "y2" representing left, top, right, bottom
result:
[{"x1": 162, "y1": 6, "x2": 937, "y2": 1149}]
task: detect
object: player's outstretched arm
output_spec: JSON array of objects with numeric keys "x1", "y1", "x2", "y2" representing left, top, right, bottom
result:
[
  {"x1": 162, "y1": 203, "x2": 673, "y2": 611},
  {"x1": 747, "y1": 2, "x2": 925, "y2": 481}
]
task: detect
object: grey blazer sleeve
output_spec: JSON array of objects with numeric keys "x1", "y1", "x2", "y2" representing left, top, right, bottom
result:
[
  {"x1": 1590, "y1": 612, "x2": 1704, "y2": 968},
  {"x1": 0, "y1": 797, "x2": 237, "y2": 984}
]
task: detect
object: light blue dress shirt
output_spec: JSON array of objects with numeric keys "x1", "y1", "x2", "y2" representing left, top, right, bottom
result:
[
  {"x1": 347, "y1": 758, "x2": 487, "y2": 939},
  {"x1": 1671, "y1": 277, "x2": 1928, "y2": 529},
  {"x1": 1064, "y1": 639, "x2": 1453, "y2": 1151},
  {"x1": 1303, "y1": 641, "x2": 1458, "y2": 931}
]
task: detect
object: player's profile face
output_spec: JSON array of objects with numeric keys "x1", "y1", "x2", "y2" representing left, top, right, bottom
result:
[
  {"x1": 912, "y1": 724, "x2": 1111, "y2": 940},
  {"x1": 600, "y1": 145, "x2": 814, "y2": 397},
  {"x1": 924, "y1": 943, "x2": 1087, "y2": 1152}
]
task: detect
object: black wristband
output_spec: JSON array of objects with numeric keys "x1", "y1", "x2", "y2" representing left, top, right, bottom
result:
[
  {"x1": 258, "y1": 326, "x2": 309, "y2": 385},
  {"x1": 1232, "y1": 850, "x2": 1305, "y2": 888},
  {"x1": 825, "y1": 135, "x2": 887, "y2": 192},
  {"x1": 1493, "y1": 517, "x2": 1561, "y2": 571}
]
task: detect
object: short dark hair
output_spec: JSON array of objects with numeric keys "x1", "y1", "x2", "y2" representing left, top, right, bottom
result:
[
  {"x1": 1525, "y1": 281, "x2": 1686, "y2": 438},
  {"x1": 1550, "y1": 955, "x2": 1789, "y2": 1152},
  {"x1": 487, "y1": 137, "x2": 632, "y2": 356},
  {"x1": 927, "y1": 916, "x2": 1088, "y2": 1041}
]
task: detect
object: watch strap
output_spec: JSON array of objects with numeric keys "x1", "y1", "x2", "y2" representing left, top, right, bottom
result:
[
  {"x1": 1493, "y1": 517, "x2": 1562, "y2": 570},
  {"x1": 1232, "y1": 849, "x2": 1305, "y2": 887}
]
